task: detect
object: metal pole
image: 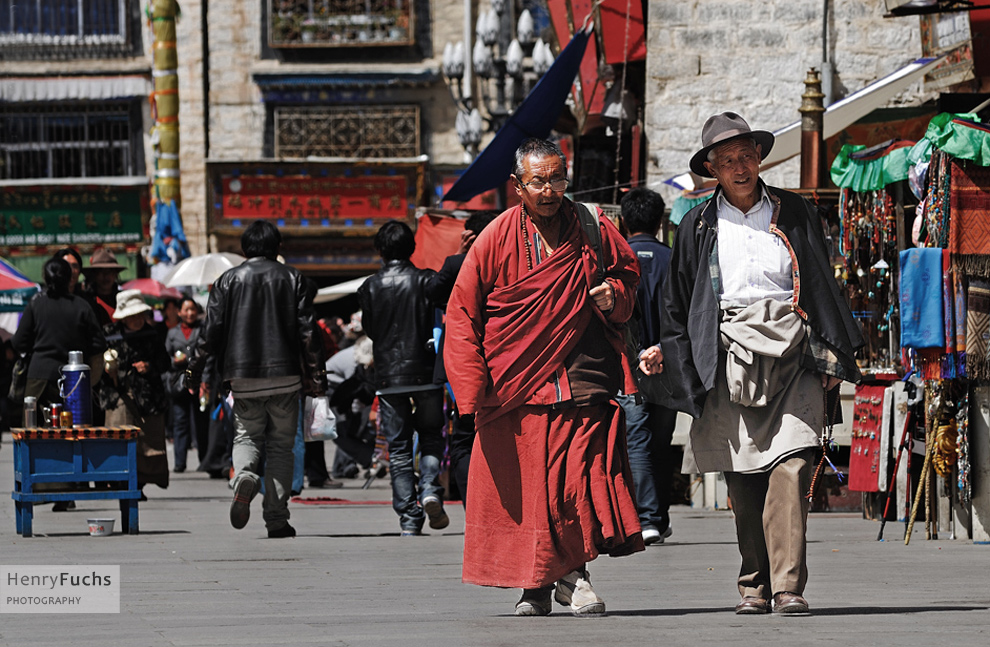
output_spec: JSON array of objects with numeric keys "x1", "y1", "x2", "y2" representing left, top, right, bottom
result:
[{"x1": 463, "y1": 0, "x2": 473, "y2": 104}]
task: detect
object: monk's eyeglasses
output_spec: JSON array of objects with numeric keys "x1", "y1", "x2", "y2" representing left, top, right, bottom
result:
[{"x1": 519, "y1": 177, "x2": 569, "y2": 192}]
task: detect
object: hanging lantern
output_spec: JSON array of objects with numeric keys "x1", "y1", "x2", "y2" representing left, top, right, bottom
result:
[{"x1": 517, "y1": 9, "x2": 535, "y2": 44}]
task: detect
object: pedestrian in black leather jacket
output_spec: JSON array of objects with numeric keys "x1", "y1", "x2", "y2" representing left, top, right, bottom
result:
[
  {"x1": 187, "y1": 250, "x2": 326, "y2": 397},
  {"x1": 357, "y1": 220, "x2": 448, "y2": 535},
  {"x1": 185, "y1": 221, "x2": 326, "y2": 539},
  {"x1": 358, "y1": 236, "x2": 437, "y2": 392}
]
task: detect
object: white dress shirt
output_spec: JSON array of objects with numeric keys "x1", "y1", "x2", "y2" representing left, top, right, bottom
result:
[{"x1": 715, "y1": 188, "x2": 793, "y2": 308}]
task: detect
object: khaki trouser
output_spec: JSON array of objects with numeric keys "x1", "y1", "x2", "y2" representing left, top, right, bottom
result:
[{"x1": 723, "y1": 449, "x2": 814, "y2": 599}]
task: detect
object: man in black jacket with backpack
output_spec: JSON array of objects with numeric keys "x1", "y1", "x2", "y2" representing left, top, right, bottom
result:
[{"x1": 358, "y1": 220, "x2": 448, "y2": 536}]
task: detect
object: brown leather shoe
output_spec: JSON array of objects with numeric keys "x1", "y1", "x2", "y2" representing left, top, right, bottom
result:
[
  {"x1": 734, "y1": 597, "x2": 769, "y2": 614},
  {"x1": 772, "y1": 592, "x2": 810, "y2": 615}
]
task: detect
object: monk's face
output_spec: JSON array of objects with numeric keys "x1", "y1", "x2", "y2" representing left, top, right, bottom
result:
[{"x1": 512, "y1": 154, "x2": 567, "y2": 220}]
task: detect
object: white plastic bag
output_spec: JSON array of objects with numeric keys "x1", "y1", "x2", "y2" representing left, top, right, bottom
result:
[{"x1": 304, "y1": 395, "x2": 337, "y2": 441}]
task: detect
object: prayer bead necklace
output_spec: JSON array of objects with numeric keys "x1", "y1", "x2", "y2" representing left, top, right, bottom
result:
[{"x1": 520, "y1": 207, "x2": 535, "y2": 271}]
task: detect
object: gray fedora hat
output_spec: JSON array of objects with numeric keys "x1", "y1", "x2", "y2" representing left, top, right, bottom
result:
[{"x1": 689, "y1": 112, "x2": 774, "y2": 178}]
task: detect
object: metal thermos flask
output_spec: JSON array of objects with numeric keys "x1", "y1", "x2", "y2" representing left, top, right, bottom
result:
[
  {"x1": 23, "y1": 396, "x2": 37, "y2": 427},
  {"x1": 59, "y1": 350, "x2": 92, "y2": 427}
]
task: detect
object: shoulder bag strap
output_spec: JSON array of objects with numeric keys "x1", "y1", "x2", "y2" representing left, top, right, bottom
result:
[{"x1": 576, "y1": 202, "x2": 605, "y2": 284}]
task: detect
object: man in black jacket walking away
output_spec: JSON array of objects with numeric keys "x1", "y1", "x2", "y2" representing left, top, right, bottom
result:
[
  {"x1": 186, "y1": 221, "x2": 327, "y2": 538},
  {"x1": 358, "y1": 221, "x2": 448, "y2": 536}
]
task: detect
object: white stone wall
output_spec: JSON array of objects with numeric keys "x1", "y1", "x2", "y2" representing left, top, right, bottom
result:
[
  {"x1": 172, "y1": 1, "x2": 209, "y2": 257},
  {"x1": 645, "y1": 0, "x2": 930, "y2": 200}
]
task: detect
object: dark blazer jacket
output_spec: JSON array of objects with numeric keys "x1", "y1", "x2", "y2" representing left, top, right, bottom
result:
[{"x1": 659, "y1": 182, "x2": 863, "y2": 418}]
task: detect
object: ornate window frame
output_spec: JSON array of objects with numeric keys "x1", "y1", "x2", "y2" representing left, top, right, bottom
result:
[
  {"x1": 267, "y1": 0, "x2": 415, "y2": 49},
  {"x1": 274, "y1": 104, "x2": 421, "y2": 159}
]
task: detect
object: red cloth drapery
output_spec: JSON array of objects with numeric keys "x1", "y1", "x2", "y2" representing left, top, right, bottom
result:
[
  {"x1": 409, "y1": 213, "x2": 465, "y2": 271},
  {"x1": 445, "y1": 202, "x2": 639, "y2": 423}
]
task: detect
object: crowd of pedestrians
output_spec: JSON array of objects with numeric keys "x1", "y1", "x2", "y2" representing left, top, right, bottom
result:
[{"x1": 1, "y1": 111, "x2": 863, "y2": 619}]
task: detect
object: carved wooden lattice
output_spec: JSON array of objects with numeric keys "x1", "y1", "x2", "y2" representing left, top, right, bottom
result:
[
  {"x1": 275, "y1": 105, "x2": 420, "y2": 159},
  {"x1": 268, "y1": 0, "x2": 413, "y2": 47}
]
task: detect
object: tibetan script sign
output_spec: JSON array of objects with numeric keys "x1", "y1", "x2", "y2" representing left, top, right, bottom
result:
[
  {"x1": 0, "y1": 186, "x2": 144, "y2": 247},
  {"x1": 220, "y1": 175, "x2": 409, "y2": 220}
]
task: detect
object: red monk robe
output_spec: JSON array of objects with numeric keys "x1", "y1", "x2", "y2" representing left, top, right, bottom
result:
[{"x1": 445, "y1": 200, "x2": 645, "y2": 589}]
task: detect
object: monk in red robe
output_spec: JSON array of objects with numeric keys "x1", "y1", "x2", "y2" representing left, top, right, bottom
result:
[{"x1": 445, "y1": 139, "x2": 645, "y2": 617}]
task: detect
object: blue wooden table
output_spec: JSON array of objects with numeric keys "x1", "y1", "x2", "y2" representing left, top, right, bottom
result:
[{"x1": 10, "y1": 426, "x2": 141, "y2": 537}]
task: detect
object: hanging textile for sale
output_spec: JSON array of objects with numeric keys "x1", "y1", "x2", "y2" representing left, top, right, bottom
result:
[
  {"x1": 949, "y1": 159, "x2": 990, "y2": 276},
  {"x1": 900, "y1": 247, "x2": 946, "y2": 379},
  {"x1": 849, "y1": 384, "x2": 886, "y2": 492},
  {"x1": 899, "y1": 248, "x2": 945, "y2": 349},
  {"x1": 965, "y1": 279, "x2": 990, "y2": 380},
  {"x1": 940, "y1": 252, "x2": 966, "y2": 379}
]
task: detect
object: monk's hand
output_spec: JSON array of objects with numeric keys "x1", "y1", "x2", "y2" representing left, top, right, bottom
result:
[
  {"x1": 639, "y1": 345, "x2": 663, "y2": 375},
  {"x1": 821, "y1": 375, "x2": 841, "y2": 391},
  {"x1": 590, "y1": 281, "x2": 614, "y2": 312}
]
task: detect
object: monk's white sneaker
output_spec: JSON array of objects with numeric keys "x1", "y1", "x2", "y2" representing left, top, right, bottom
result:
[
  {"x1": 554, "y1": 569, "x2": 606, "y2": 616},
  {"x1": 515, "y1": 588, "x2": 552, "y2": 616}
]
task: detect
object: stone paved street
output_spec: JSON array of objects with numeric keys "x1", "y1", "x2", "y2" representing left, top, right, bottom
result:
[{"x1": 1, "y1": 440, "x2": 988, "y2": 647}]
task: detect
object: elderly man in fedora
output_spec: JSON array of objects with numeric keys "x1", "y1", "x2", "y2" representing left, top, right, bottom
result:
[
  {"x1": 83, "y1": 248, "x2": 126, "y2": 326},
  {"x1": 641, "y1": 112, "x2": 862, "y2": 615}
]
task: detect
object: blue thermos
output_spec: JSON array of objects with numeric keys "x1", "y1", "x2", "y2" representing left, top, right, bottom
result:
[{"x1": 59, "y1": 350, "x2": 92, "y2": 427}]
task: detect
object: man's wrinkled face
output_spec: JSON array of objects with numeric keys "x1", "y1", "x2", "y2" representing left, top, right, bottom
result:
[
  {"x1": 512, "y1": 154, "x2": 567, "y2": 220},
  {"x1": 704, "y1": 138, "x2": 762, "y2": 207}
]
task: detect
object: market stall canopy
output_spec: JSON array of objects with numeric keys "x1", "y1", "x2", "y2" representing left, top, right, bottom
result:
[
  {"x1": 121, "y1": 279, "x2": 184, "y2": 303},
  {"x1": 546, "y1": 0, "x2": 646, "y2": 132},
  {"x1": 314, "y1": 276, "x2": 372, "y2": 304},
  {"x1": 163, "y1": 252, "x2": 246, "y2": 288},
  {"x1": 0, "y1": 257, "x2": 40, "y2": 313},
  {"x1": 664, "y1": 55, "x2": 947, "y2": 192},
  {"x1": 830, "y1": 140, "x2": 916, "y2": 191},
  {"x1": 442, "y1": 27, "x2": 592, "y2": 203},
  {"x1": 923, "y1": 112, "x2": 990, "y2": 166}
]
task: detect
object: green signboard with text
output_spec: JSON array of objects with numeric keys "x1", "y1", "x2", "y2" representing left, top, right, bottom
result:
[{"x1": 0, "y1": 185, "x2": 145, "y2": 247}]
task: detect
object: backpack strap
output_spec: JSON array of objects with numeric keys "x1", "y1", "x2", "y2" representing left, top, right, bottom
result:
[{"x1": 576, "y1": 202, "x2": 605, "y2": 284}]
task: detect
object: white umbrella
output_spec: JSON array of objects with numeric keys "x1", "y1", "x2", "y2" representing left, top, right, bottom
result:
[
  {"x1": 163, "y1": 252, "x2": 247, "y2": 287},
  {"x1": 314, "y1": 275, "x2": 372, "y2": 304}
]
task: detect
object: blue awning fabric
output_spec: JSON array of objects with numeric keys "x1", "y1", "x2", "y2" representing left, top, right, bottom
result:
[{"x1": 442, "y1": 28, "x2": 592, "y2": 203}]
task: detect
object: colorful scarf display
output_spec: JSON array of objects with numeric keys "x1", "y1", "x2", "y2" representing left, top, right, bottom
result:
[{"x1": 899, "y1": 247, "x2": 945, "y2": 349}]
